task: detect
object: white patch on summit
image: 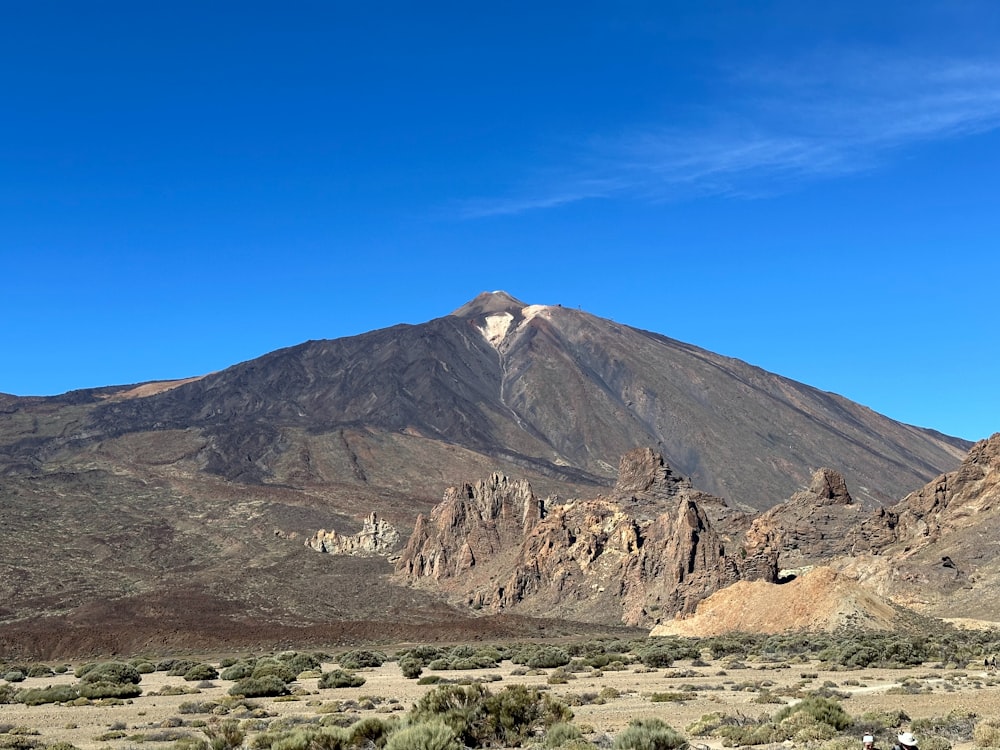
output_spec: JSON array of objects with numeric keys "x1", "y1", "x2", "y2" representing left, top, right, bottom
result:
[
  {"x1": 479, "y1": 313, "x2": 514, "y2": 349},
  {"x1": 521, "y1": 304, "x2": 551, "y2": 322}
]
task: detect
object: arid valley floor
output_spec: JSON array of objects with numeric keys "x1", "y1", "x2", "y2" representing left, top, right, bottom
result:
[{"x1": 4, "y1": 645, "x2": 1000, "y2": 750}]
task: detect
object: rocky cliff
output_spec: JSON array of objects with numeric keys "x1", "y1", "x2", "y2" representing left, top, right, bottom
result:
[{"x1": 396, "y1": 448, "x2": 779, "y2": 627}]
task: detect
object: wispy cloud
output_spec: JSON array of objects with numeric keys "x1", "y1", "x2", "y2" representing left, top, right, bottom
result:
[{"x1": 459, "y1": 54, "x2": 1000, "y2": 216}]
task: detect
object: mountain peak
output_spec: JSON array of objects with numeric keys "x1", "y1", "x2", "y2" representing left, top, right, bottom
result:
[{"x1": 450, "y1": 291, "x2": 528, "y2": 318}]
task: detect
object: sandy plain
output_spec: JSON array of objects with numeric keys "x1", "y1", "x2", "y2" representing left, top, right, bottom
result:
[{"x1": 2, "y1": 656, "x2": 999, "y2": 750}]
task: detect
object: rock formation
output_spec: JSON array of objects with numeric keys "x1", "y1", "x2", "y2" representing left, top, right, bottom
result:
[
  {"x1": 306, "y1": 512, "x2": 400, "y2": 556},
  {"x1": 745, "y1": 467, "x2": 874, "y2": 571},
  {"x1": 395, "y1": 448, "x2": 779, "y2": 627}
]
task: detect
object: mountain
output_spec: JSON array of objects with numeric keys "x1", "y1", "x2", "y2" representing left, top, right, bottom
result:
[{"x1": 0, "y1": 291, "x2": 978, "y2": 654}]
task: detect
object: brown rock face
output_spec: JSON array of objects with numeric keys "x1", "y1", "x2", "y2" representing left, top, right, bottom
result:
[
  {"x1": 745, "y1": 467, "x2": 872, "y2": 570},
  {"x1": 396, "y1": 472, "x2": 543, "y2": 580},
  {"x1": 395, "y1": 448, "x2": 778, "y2": 627}
]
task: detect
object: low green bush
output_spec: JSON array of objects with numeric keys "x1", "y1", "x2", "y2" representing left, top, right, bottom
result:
[
  {"x1": 78, "y1": 681, "x2": 142, "y2": 699},
  {"x1": 229, "y1": 676, "x2": 290, "y2": 698},
  {"x1": 337, "y1": 650, "x2": 386, "y2": 670},
  {"x1": 184, "y1": 664, "x2": 219, "y2": 682},
  {"x1": 203, "y1": 719, "x2": 244, "y2": 750},
  {"x1": 251, "y1": 659, "x2": 298, "y2": 684},
  {"x1": 613, "y1": 718, "x2": 687, "y2": 750},
  {"x1": 410, "y1": 683, "x2": 571, "y2": 748},
  {"x1": 398, "y1": 657, "x2": 423, "y2": 680},
  {"x1": 545, "y1": 722, "x2": 583, "y2": 748},
  {"x1": 385, "y1": 720, "x2": 461, "y2": 750},
  {"x1": 78, "y1": 662, "x2": 141, "y2": 685},
  {"x1": 220, "y1": 662, "x2": 254, "y2": 681},
  {"x1": 318, "y1": 670, "x2": 366, "y2": 689},
  {"x1": 773, "y1": 695, "x2": 851, "y2": 731},
  {"x1": 15, "y1": 684, "x2": 80, "y2": 705}
]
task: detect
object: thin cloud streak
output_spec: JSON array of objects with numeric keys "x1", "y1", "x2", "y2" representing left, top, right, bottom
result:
[{"x1": 459, "y1": 55, "x2": 1000, "y2": 216}]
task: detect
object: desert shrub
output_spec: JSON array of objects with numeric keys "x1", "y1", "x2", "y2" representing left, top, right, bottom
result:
[
  {"x1": 649, "y1": 692, "x2": 688, "y2": 703},
  {"x1": 184, "y1": 664, "x2": 219, "y2": 682},
  {"x1": 385, "y1": 720, "x2": 460, "y2": 750},
  {"x1": 78, "y1": 681, "x2": 142, "y2": 699},
  {"x1": 913, "y1": 711, "x2": 978, "y2": 742},
  {"x1": 545, "y1": 722, "x2": 583, "y2": 748},
  {"x1": 523, "y1": 647, "x2": 571, "y2": 669},
  {"x1": 754, "y1": 689, "x2": 786, "y2": 704},
  {"x1": 410, "y1": 683, "x2": 570, "y2": 748},
  {"x1": 25, "y1": 665, "x2": 52, "y2": 678},
  {"x1": 417, "y1": 675, "x2": 445, "y2": 685},
  {"x1": 705, "y1": 633, "x2": 760, "y2": 659},
  {"x1": 974, "y1": 718, "x2": 1000, "y2": 748},
  {"x1": 167, "y1": 661, "x2": 200, "y2": 677},
  {"x1": 774, "y1": 695, "x2": 851, "y2": 731},
  {"x1": 318, "y1": 670, "x2": 366, "y2": 689},
  {"x1": 79, "y1": 661, "x2": 141, "y2": 685},
  {"x1": 347, "y1": 716, "x2": 395, "y2": 748},
  {"x1": 179, "y1": 701, "x2": 219, "y2": 714},
  {"x1": 132, "y1": 661, "x2": 157, "y2": 674},
  {"x1": 15, "y1": 685, "x2": 80, "y2": 705},
  {"x1": 714, "y1": 721, "x2": 785, "y2": 746},
  {"x1": 337, "y1": 650, "x2": 386, "y2": 670},
  {"x1": 278, "y1": 652, "x2": 322, "y2": 677},
  {"x1": 203, "y1": 719, "x2": 244, "y2": 750},
  {"x1": 0, "y1": 685, "x2": 15, "y2": 704},
  {"x1": 2, "y1": 672, "x2": 25, "y2": 684},
  {"x1": 398, "y1": 646, "x2": 446, "y2": 664},
  {"x1": 220, "y1": 662, "x2": 254, "y2": 681},
  {"x1": 251, "y1": 726, "x2": 349, "y2": 750},
  {"x1": 544, "y1": 669, "x2": 567, "y2": 686},
  {"x1": 858, "y1": 710, "x2": 911, "y2": 734},
  {"x1": 156, "y1": 684, "x2": 200, "y2": 696},
  {"x1": 230, "y1": 676, "x2": 290, "y2": 698},
  {"x1": 398, "y1": 657, "x2": 423, "y2": 680},
  {"x1": 251, "y1": 659, "x2": 298, "y2": 684},
  {"x1": 613, "y1": 718, "x2": 687, "y2": 750},
  {"x1": 685, "y1": 712, "x2": 728, "y2": 737}
]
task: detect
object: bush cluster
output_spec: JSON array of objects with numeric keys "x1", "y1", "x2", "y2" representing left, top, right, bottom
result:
[{"x1": 409, "y1": 682, "x2": 571, "y2": 747}]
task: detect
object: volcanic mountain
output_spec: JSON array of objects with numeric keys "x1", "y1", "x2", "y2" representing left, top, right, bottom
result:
[{"x1": 0, "y1": 291, "x2": 974, "y2": 654}]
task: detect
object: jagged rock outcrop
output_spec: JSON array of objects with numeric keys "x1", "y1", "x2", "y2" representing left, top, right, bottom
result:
[
  {"x1": 306, "y1": 512, "x2": 400, "y2": 556},
  {"x1": 745, "y1": 468, "x2": 873, "y2": 570},
  {"x1": 830, "y1": 432, "x2": 1000, "y2": 618},
  {"x1": 396, "y1": 473, "x2": 543, "y2": 579},
  {"x1": 395, "y1": 448, "x2": 779, "y2": 627}
]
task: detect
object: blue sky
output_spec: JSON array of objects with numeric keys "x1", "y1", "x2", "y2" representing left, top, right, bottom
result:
[{"x1": 2, "y1": 1, "x2": 998, "y2": 441}]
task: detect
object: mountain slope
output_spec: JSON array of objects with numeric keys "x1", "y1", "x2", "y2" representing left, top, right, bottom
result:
[
  {"x1": 8, "y1": 291, "x2": 962, "y2": 508},
  {"x1": 0, "y1": 291, "x2": 978, "y2": 653}
]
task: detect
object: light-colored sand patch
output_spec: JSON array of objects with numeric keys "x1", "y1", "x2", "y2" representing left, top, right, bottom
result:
[
  {"x1": 100, "y1": 377, "x2": 206, "y2": 401},
  {"x1": 521, "y1": 304, "x2": 551, "y2": 322},
  {"x1": 651, "y1": 566, "x2": 899, "y2": 636},
  {"x1": 478, "y1": 313, "x2": 514, "y2": 349}
]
